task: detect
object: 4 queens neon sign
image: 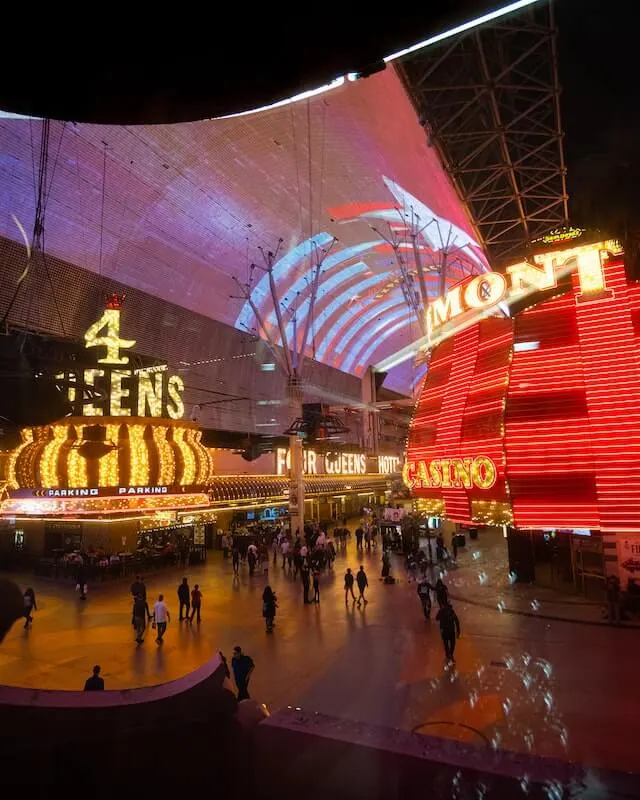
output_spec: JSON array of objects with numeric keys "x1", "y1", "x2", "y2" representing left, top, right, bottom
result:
[
  {"x1": 403, "y1": 456, "x2": 497, "y2": 491},
  {"x1": 426, "y1": 242, "x2": 616, "y2": 337}
]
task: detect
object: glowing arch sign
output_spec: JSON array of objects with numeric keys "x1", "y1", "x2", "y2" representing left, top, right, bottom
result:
[
  {"x1": 426, "y1": 241, "x2": 615, "y2": 338},
  {"x1": 59, "y1": 299, "x2": 185, "y2": 419}
]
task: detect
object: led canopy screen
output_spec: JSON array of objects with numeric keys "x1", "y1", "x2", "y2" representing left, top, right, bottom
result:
[{"x1": 0, "y1": 68, "x2": 486, "y2": 392}]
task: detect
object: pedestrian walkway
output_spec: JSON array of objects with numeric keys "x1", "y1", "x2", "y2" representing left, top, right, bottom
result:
[
  {"x1": 2, "y1": 522, "x2": 640, "y2": 775},
  {"x1": 446, "y1": 529, "x2": 639, "y2": 627}
]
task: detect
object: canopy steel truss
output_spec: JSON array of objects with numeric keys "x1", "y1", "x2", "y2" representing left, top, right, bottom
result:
[{"x1": 399, "y1": 0, "x2": 568, "y2": 267}]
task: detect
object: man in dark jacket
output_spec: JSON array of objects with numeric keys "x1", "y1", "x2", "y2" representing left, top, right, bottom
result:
[
  {"x1": 436, "y1": 602, "x2": 461, "y2": 663},
  {"x1": 356, "y1": 565, "x2": 369, "y2": 606},
  {"x1": 177, "y1": 577, "x2": 190, "y2": 621},
  {"x1": 84, "y1": 665, "x2": 104, "y2": 691},
  {"x1": 132, "y1": 594, "x2": 147, "y2": 644},
  {"x1": 417, "y1": 579, "x2": 433, "y2": 619},
  {"x1": 231, "y1": 646, "x2": 255, "y2": 700}
]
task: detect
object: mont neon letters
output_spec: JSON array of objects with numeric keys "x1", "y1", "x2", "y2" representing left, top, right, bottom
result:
[
  {"x1": 426, "y1": 243, "x2": 610, "y2": 334},
  {"x1": 403, "y1": 456, "x2": 497, "y2": 490}
]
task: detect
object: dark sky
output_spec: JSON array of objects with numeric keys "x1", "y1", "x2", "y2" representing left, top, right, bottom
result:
[
  {"x1": 555, "y1": 0, "x2": 639, "y2": 239},
  {"x1": 557, "y1": 0, "x2": 637, "y2": 162}
]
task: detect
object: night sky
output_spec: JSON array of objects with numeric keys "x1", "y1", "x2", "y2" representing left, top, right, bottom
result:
[{"x1": 555, "y1": 0, "x2": 639, "y2": 246}]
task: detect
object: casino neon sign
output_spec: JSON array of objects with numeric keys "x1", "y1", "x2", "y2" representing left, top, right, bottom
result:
[
  {"x1": 403, "y1": 456, "x2": 497, "y2": 491},
  {"x1": 426, "y1": 242, "x2": 614, "y2": 337}
]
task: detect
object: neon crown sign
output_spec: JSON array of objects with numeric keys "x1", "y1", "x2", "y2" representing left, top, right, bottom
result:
[{"x1": 59, "y1": 302, "x2": 185, "y2": 419}]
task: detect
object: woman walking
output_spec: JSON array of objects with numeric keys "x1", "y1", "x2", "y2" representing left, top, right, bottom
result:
[
  {"x1": 262, "y1": 585, "x2": 277, "y2": 633},
  {"x1": 23, "y1": 587, "x2": 37, "y2": 629}
]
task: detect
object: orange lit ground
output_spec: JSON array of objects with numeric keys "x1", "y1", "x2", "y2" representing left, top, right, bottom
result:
[{"x1": 1, "y1": 527, "x2": 639, "y2": 774}]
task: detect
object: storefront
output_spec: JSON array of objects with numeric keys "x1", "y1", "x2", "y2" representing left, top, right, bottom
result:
[
  {"x1": 0, "y1": 301, "x2": 404, "y2": 563},
  {"x1": 405, "y1": 233, "x2": 640, "y2": 595}
]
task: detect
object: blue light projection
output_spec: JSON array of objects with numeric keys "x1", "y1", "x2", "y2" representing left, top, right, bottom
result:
[
  {"x1": 349, "y1": 315, "x2": 416, "y2": 372},
  {"x1": 284, "y1": 270, "x2": 391, "y2": 343}
]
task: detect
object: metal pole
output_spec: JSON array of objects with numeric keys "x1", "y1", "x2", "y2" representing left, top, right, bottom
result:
[{"x1": 288, "y1": 376, "x2": 305, "y2": 536}]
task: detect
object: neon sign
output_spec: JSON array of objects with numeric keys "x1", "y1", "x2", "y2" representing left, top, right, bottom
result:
[
  {"x1": 426, "y1": 242, "x2": 613, "y2": 337},
  {"x1": 402, "y1": 456, "x2": 497, "y2": 491},
  {"x1": 60, "y1": 305, "x2": 185, "y2": 419},
  {"x1": 276, "y1": 448, "x2": 368, "y2": 476}
]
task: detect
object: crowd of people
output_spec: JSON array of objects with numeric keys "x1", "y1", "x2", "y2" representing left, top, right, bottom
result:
[{"x1": 17, "y1": 510, "x2": 469, "y2": 700}]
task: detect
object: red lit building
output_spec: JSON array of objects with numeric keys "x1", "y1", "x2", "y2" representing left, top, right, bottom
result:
[{"x1": 405, "y1": 237, "x2": 640, "y2": 594}]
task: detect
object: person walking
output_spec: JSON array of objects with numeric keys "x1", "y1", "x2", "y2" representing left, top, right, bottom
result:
[
  {"x1": 436, "y1": 601, "x2": 461, "y2": 663},
  {"x1": 23, "y1": 587, "x2": 37, "y2": 629},
  {"x1": 189, "y1": 584, "x2": 202, "y2": 623},
  {"x1": 232, "y1": 546, "x2": 240, "y2": 575},
  {"x1": 452, "y1": 534, "x2": 459, "y2": 561},
  {"x1": 130, "y1": 575, "x2": 146, "y2": 601},
  {"x1": 84, "y1": 665, "x2": 104, "y2": 691},
  {"x1": 356, "y1": 565, "x2": 369, "y2": 606},
  {"x1": 247, "y1": 545, "x2": 257, "y2": 577},
  {"x1": 436, "y1": 533, "x2": 445, "y2": 562},
  {"x1": 153, "y1": 594, "x2": 170, "y2": 644},
  {"x1": 76, "y1": 563, "x2": 88, "y2": 601},
  {"x1": 417, "y1": 578, "x2": 433, "y2": 619},
  {"x1": 132, "y1": 594, "x2": 147, "y2": 644},
  {"x1": 231, "y1": 646, "x2": 255, "y2": 700},
  {"x1": 344, "y1": 568, "x2": 356, "y2": 603},
  {"x1": 177, "y1": 577, "x2": 190, "y2": 621},
  {"x1": 262, "y1": 586, "x2": 277, "y2": 632},
  {"x1": 355, "y1": 527, "x2": 364, "y2": 550},
  {"x1": 606, "y1": 575, "x2": 622, "y2": 623},
  {"x1": 301, "y1": 566, "x2": 312, "y2": 604},
  {"x1": 280, "y1": 538, "x2": 290, "y2": 570},
  {"x1": 312, "y1": 571, "x2": 320, "y2": 603},
  {"x1": 435, "y1": 578, "x2": 449, "y2": 608}
]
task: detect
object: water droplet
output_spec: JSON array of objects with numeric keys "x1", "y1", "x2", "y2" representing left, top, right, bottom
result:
[
  {"x1": 537, "y1": 658, "x2": 553, "y2": 679},
  {"x1": 543, "y1": 691, "x2": 554, "y2": 710},
  {"x1": 472, "y1": 551, "x2": 481, "y2": 561},
  {"x1": 468, "y1": 690, "x2": 478, "y2": 708},
  {"x1": 543, "y1": 779, "x2": 563, "y2": 800},
  {"x1": 497, "y1": 600, "x2": 506, "y2": 612},
  {"x1": 520, "y1": 774, "x2": 531, "y2": 794},
  {"x1": 530, "y1": 599, "x2": 541, "y2": 611},
  {"x1": 521, "y1": 653, "x2": 531, "y2": 667},
  {"x1": 522, "y1": 672, "x2": 533, "y2": 689},
  {"x1": 523, "y1": 730, "x2": 535, "y2": 751},
  {"x1": 508, "y1": 570, "x2": 518, "y2": 584},
  {"x1": 502, "y1": 697, "x2": 512, "y2": 716},
  {"x1": 478, "y1": 571, "x2": 488, "y2": 585},
  {"x1": 505, "y1": 656, "x2": 515, "y2": 670},
  {"x1": 491, "y1": 731, "x2": 502, "y2": 750}
]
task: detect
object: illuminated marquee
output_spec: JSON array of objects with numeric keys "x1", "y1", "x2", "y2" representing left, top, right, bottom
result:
[
  {"x1": 402, "y1": 456, "x2": 497, "y2": 491},
  {"x1": 276, "y1": 448, "x2": 368, "y2": 476},
  {"x1": 426, "y1": 241, "x2": 614, "y2": 337},
  {"x1": 60, "y1": 304, "x2": 185, "y2": 419}
]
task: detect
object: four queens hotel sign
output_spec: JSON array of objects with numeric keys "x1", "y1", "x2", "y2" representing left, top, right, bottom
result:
[{"x1": 60, "y1": 296, "x2": 185, "y2": 419}]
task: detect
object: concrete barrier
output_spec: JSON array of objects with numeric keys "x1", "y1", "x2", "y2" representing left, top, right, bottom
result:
[
  {"x1": 0, "y1": 652, "x2": 243, "y2": 796},
  {"x1": 250, "y1": 708, "x2": 640, "y2": 799}
]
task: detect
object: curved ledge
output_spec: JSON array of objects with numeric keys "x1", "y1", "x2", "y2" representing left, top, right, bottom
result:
[{"x1": 0, "y1": 651, "x2": 225, "y2": 708}]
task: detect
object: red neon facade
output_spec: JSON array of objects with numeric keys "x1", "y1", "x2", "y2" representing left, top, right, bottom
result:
[{"x1": 406, "y1": 252, "x2": 640, "y2": 532}]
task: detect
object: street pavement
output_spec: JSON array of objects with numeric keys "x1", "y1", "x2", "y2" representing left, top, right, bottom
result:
[{"x1": 1, "y1": 526, "x2": 638, "y2": 776}]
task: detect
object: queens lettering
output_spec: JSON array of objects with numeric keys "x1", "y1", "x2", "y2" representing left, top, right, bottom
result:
[{"x1": 61, "y1": 308, "x2": 185, "y2": 419}]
